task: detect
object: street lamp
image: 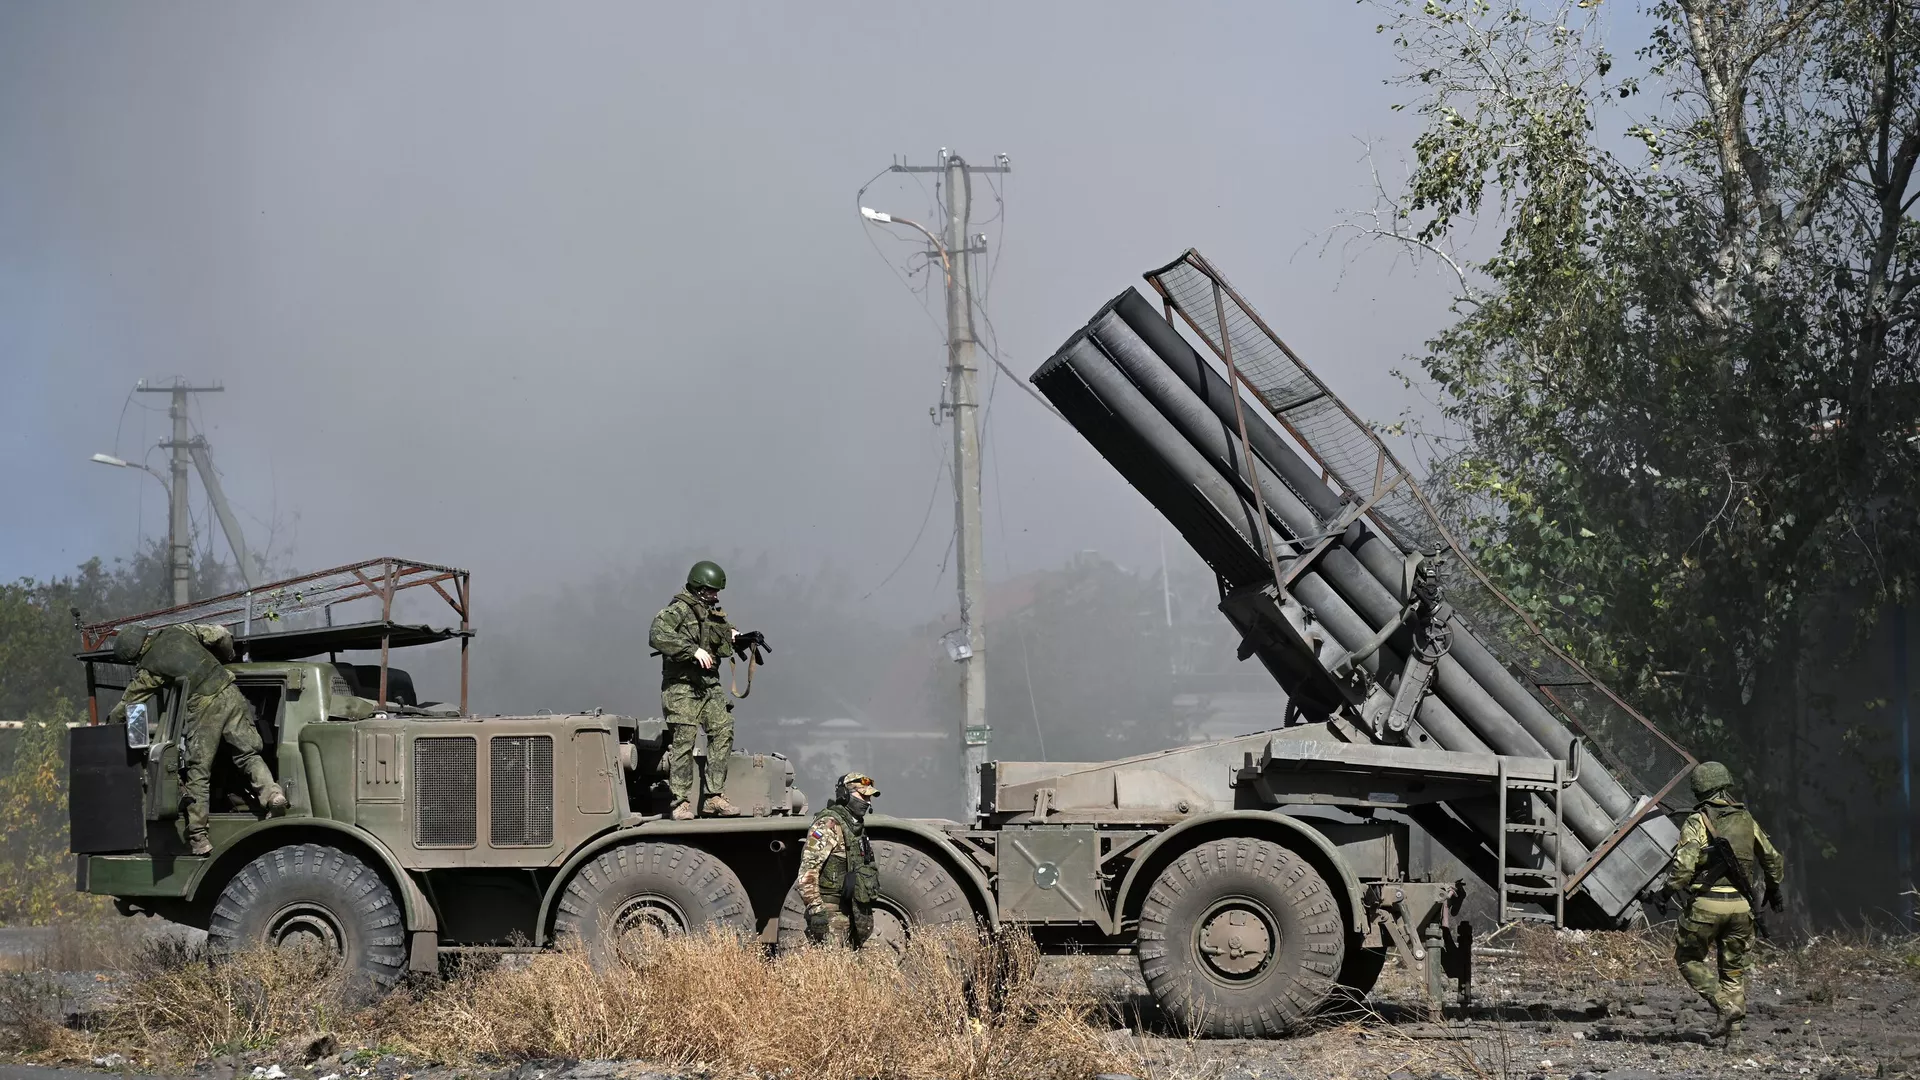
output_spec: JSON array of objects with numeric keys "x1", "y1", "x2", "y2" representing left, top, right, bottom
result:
[
  {"x1": 859, "y1": 206, "x2": 952, "y2": 281},
  {"x1": 89, "y1": 452, "x2": 172, "y2": 497}
]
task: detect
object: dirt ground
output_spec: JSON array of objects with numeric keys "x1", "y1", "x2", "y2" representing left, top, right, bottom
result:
[
  {"x1": 6, "y1": 922, "x2": 1920, "y2": 1080},
  {"x1": 1094, "y1": 924, "x2": 1920, "y2": 1080}
]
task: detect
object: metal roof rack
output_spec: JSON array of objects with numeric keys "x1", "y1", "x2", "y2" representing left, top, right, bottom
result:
[{"x1": 79, "y1": 557, "x2": 473, "y2": 717}]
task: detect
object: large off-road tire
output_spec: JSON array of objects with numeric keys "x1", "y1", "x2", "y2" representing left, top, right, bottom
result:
[
  {"x1": 208, "y1": 844, "x2": 407, "y2": 996},
  {"x1": 775, "y1": 839, "x2": 977, "y2": 954},
  {"x1": 1137, "y1": 836, "x2": 1346, "y2": 1037},
  {"x1": 553, "y1": 841, "x2": 755, "y2": 964}
]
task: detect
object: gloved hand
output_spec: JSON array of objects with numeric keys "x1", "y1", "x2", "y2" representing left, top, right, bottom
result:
[
  {"x1": 805, "y1": 903, "x2": 833, "y2": 942},
  {"x1": 694, "y1": 647, "x2": 714, "y2": 669},
  {"x1": 1766, "y1": 889, "x2": 1784, "y2": 912}
]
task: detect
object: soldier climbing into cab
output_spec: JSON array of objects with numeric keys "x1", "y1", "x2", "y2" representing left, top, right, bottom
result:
[
  {"x1": 1669, "y1": 760, "x2": 1785, "y2": 1040},
  {"x1": 109, "y1": 623, "x2": 286, "y2": 855},
  {"x1": 650, "y1": 560, "x2": 742, "y2": 820},
  {"x1": 796, "y1": 772, "x2": 881, "y2": 947}
]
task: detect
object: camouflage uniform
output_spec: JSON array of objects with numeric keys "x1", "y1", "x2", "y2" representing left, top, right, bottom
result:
[
  {"x1": 110, "y1": 624, "x2": 282, "y2": 847},
  {"x1": 649, "y1": 590, "x2": 735, "y2": 812},
  {"x1": 796, "y1": 773, "x2": 881, "y2": 947},
  {"x1": 1669, "y1": 774, "x2": 1784, "y2": 1030}
]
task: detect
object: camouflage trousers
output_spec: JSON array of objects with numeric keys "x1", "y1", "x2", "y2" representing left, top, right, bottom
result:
[
  {"x1": 663, "y1": 682, "x2": 732, "y2": 808},
  {"x1": 182, "y1": 684, "x2": 276, "y2": 838},
  {"x1": 1676, "y1": 894, "x2": 1756, "y2": 1019},
  {"x1": 805, "y1": 900, "x2": 873, "y2": 949}
]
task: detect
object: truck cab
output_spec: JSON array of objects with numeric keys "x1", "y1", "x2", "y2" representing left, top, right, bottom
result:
[{"x1": 69, "y1": 558, "x2": 815, "y2": 988}]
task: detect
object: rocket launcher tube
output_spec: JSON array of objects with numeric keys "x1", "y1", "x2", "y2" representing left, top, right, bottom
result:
[
  {"x1": 1101, "y1": 298, "x2": 1643, "y2": 825},
  {"x1": 1083, "y1": 312, "x2": 1623, "y2": 842},
  {"x1": 1038, "y1": 331, "x2": 1607, "y2": 893}
]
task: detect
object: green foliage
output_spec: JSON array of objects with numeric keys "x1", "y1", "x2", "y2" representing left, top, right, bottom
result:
[{"x1": 1375, "y1": 0, "x2": 1920, "y2": 771}]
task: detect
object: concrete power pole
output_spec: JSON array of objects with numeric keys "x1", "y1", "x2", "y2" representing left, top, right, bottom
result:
[
  {"x1": 136, "y1": 380, "x2": 224, "y2": 606},
  {"x1": 867, "y1": 150, "x2": 1010, "y2": 820}
]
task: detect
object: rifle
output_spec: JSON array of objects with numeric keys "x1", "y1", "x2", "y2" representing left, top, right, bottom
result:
[
  {"x1": 1691, "y1": 810, "x2": 1776, "y2": 941},
  {"x1": 730, "y1": 630, "x2": 770, "y2": 699},
  {"x1": 733, "y1": 629, "x2": 771, "y2": 663}
]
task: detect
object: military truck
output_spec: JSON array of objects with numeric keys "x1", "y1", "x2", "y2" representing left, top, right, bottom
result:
[{"x1": 70, "y1": 252, "x2": 1697, "y2": 1037}]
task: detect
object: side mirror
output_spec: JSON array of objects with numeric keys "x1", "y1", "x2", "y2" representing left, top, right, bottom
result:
[{"x1": 125, "y1": 702, "x2": 151, "y2": 751}]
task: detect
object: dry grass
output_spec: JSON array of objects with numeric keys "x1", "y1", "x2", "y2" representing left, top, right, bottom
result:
[
  {"x1": 0, "y1": 972, "x2": 78, "y2": 1056},
  {"x1": 90, "y1": 936, "x2": 356, "y2": 1067},
  {"x1": 13, "y1": 926, "x2": 1134, "y2": 1080},
  {"x1": 387, "y1": 926, "x2": 1131, "y2": 1080}
]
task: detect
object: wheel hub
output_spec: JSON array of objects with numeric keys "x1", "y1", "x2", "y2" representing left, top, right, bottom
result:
[
  {"x1": 614, "y1": 895, "x2": 689, "y2": 937},
  {"x1": 1197, "y1": 904, "x2": 1274, "y2": 979},
  {"x1": 268, "y1": 904, "x2": 344, "y2": 959}
]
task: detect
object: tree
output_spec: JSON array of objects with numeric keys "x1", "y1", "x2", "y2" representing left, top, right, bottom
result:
[{"x1": 1365, "y1": 1, "x2": 1920, "y2": 851}]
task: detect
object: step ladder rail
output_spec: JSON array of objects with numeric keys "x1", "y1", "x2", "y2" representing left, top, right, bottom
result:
[
  {"x1": 1496, "y1": 756, "x2": 1509, "y2": 924},
  {"x1": 1495, "y1": 753, "x2": 1572, "y2": 928}
]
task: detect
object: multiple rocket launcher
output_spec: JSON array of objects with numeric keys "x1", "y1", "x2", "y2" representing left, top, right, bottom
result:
[{"x1": 1031, "y1": 268, "x2": 1681, "y2": 923}]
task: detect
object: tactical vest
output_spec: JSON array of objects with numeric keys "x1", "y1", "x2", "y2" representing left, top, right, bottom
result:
[
  {"x1": 1697, "y1": 800, "x2": 1763, "y2": 893},
  {"x1": 138, "y1": 626, "x2": 234, "y2": 701},
  {"x1": 659, "y1": 593, "x2": 733, "y2": 688},
  {"x1": 814, "y1": 803, "x2": 879, "y2": 907}
]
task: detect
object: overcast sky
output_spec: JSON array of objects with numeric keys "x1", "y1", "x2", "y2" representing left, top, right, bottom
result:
[{"x1": 1, "y1": 1, "x2": 1467, "y2": 621}]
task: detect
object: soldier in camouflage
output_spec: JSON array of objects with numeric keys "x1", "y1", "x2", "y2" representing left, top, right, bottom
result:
[
  {"x1": 649, "y1": 560, "x2": 741, "y2": 820},
  {"x1": 110, "y1": 623, "x2": 287, "y2": 855},
  {"x1": 1669, "y1": 761, "x2": 1785, "y2": 1038},
  {"x1": 796, "y1": 772, "x2": 881, "y2": 947}
]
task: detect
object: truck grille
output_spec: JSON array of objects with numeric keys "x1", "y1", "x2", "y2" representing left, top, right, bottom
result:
[
  {"x1": 413, "y1": 737, "x2": 477, "y2": 847},
  {"x1": 490, "y1": 735, "x2": 554, "y2": 847}
]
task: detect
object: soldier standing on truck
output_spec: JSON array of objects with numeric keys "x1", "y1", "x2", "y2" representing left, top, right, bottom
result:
[
  {"x1": 1669, "y1": 760, "x2": 1785, "y2": 1039},
  {"x1": 649, "y1": 560, "x2": 742, "y2": 820},
  {"x1": 109, "y1": 623, "x2": 287, "y2": 855},
  {"x1": 797, "y1": 772, "x2": 881, "y2": 947}
]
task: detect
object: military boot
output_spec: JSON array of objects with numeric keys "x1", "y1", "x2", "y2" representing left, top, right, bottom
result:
[
  {"x1": 702, "y1": 795, "x2": 742, "y2": 818},
  {"x1": 261, "y1": 783, "x2": 289, "y2": 814},
  {"x1": 670, "y1": 802, "x2": 696, "y2": 821},
  {"x1": 187, "y1": 832, "x2": 213, "y2": 856}
]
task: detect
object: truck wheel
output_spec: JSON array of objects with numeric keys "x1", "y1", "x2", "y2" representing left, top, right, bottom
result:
[
  {"x1": 207, "y1": 844, "x2": 406, "y2": 996},
  {"x1": 775, "y1": 839, "x2": 976, "y2": 954},
  {"x1": 553, "y1": 842, "x2": 754, "y2": 964},
  {"x1": 1136, "y1": 837, "x2": 1345, "y2": 1036}
]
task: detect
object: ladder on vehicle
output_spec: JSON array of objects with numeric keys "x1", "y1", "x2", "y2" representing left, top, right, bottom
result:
[{"x1": 1496, "y1": 756, "x2": 1569, "y2": 926}]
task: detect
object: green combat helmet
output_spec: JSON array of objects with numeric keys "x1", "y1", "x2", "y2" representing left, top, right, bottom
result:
[
  {"x1": 110, "y1": 626, "x2": 149, "y2": 665},
  {"x1": 1691, "y1": 760, "x2": 1733, "y2": 800},
  {"x1": 686, "y1": 560, "x2": 727, "y2": 591}
]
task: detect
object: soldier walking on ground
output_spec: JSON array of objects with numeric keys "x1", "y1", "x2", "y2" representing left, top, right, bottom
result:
[
  {"x1": 110, "y1": 622, "x2": 287, "y2": 855},
  {"x1": 1669, "y1": 760, "x2": 1785, "y2": 1039},
  {"x1": 796, "y1": 772, "x2": 881, "y2": 947},
  {"x1": 649, "y1": 560, "x2": 742, "y2": 820}
]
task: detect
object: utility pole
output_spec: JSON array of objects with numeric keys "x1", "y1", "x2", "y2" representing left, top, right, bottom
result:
[
  {"x1": 863, "y1": 149, "x2": 1010, "y2": 820},
  {"x1": 135, "y1": 380, "x2": 224, "y2": 606}
]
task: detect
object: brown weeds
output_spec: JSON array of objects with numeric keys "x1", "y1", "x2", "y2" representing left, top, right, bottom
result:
[
  {"x1": 384, "y1": 926, "x2": 1129, "y2": 1080},
  {"x1": 56, "y1": 925, "x2": 1131, "y2": 1080},
  {"x1": 90, "y1": 937, "x2": 353, "y2": 1067}
]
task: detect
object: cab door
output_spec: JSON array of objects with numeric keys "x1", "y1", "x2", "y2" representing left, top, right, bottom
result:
[{"x1": 144, "y1": 683, "x2": 185, "y2": 826}]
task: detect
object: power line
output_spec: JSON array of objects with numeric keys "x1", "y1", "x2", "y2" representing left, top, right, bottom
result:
[{"x1": 861, "y1": 456, "x2": 949, "y2": 601}]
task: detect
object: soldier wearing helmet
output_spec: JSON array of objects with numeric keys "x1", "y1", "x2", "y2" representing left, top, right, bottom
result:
[
  {"x1": 796, "y1": 772, "x2": 881, "y2": 947},
  {"x1": 1668, "y1": 760, "x2": 1784, "y2": 1039},
  {"x1": 649, "y1": 560, "x2": 741, "y2": 820},
  {"x1": 109, "y1": 623, "x2": 287, "y2": 855}
]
